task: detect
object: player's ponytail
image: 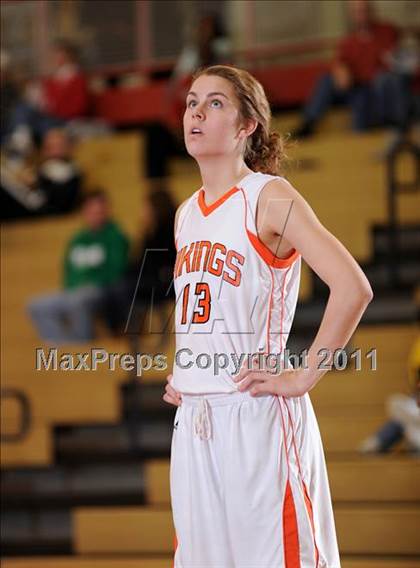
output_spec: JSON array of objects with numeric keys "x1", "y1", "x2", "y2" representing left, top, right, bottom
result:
[
  {"x1": 192, "y1": 65, "x2": 290, "y2": 175},
  {"x1": 245, "y1": 127, "x2": 287, "y2": 176}
]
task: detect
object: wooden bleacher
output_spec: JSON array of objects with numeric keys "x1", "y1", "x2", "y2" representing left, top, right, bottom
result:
[
  {"x1": 1, "y1": 119, "x2": 419, "y2": 565},
  {"x1": 145, "y1": 456, "x2": 420, "y2": 505},
  {"x1": 70, "y1": 505, "x2": 419, "y2": 556},
  {"x1": 1, "y1": 321, "x2": 416, "y2": 465}
]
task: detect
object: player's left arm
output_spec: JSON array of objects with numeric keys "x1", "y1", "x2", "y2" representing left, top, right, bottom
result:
[
  {"x1": 235, "y1": 177, "x2": 374, "y2": 396},
  {"x1": 266, "y1": 177, "x2": 373, "y2": 390}
]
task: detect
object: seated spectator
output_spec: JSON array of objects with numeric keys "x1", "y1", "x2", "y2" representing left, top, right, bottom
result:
[
  {"x1": 0, "y1": 49, "x2": 22, "y2": 145},
  {"x1": 359, "y1": 336, "x2": 420, "y2": 454},
  {"x1": 168, "y1": 11, "x2": 232, "y2": 126},
  {"x1": 42, "y1": 39, "x2": 90, "y2": 122},
  {"x1": 27, "y1": 190, "x2": 129, "y2": 344},
  {"x1": 37, "y1": 128, "x2": 82, "y2": 214},
  {"x1": 145, "y1": 12, "x2": 232, "y2": 181},
  {"x1": 6, "y1": 39, "x2": 90, "y2": 156},
  {"x1": 103, "y1": 188, "x2": 177, "y2": 348},
  {"x1": 1, "y1": 129, "x2": 82, "y2": 221},
  {"x1": 376, "y1": 29, "x2": 420, "y2": 133},
  {"x1": 293, "y1": 0, "x2": 400, "y2": 138}
]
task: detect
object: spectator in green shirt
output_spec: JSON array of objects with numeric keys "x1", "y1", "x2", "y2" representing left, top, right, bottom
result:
[{"x1": 28, "y1": 190, "x2": 129, "y2": 343}]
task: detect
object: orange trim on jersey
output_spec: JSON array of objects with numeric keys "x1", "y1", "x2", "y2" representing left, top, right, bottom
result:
[
  {"x1": 239, "y1": 187, "x2": 299, "y2": 269},
  {"x1": 283, "y1": 479, "x2": 301, "y2": 568},
  {"x1": 277, "y1": 397, "x2": 301, "y2": 568},
  {"x1": 198, "y1": 186, "x2": 239, "y2": 217},
  {"x1": 279, "y1": 265, "x2": 291, "y2": 354},
  {"x1": 302, "y1": 481, "x2": 320, "y2": 568},
  {"x1": 247, "y1": 230, "x2": 300, "y2": 268},
  {"x1": 173, "y1": 534, "x2": 178, "y2": 568},
  {"x1": 284, "y1": 399, "x2": 320, "y2": 567},
  {"x1": 266, "y1": 267, "x2": 275, "y2": 354}
]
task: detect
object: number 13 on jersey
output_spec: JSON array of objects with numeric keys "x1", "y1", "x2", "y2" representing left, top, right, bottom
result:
[{"x1": 181, "y1": 283, "x2": 211, "y2": 324}]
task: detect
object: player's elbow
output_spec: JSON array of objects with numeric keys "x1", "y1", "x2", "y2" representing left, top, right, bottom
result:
[
  {"x1": 330, "y1": 275, "x2": 374, "y2": 308},
  {"x1": 358, "y1": 272, "x2": 374, "y2": 303},
  {"x1": 353, "y1": 279, "x2": 374, "y2": 309},
  {"x1": 362, "y1": 283, "x2": 374, "y2": 304}
]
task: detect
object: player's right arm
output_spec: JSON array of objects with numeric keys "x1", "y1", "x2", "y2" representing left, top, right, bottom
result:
[
  {"x1": 162, "y1": 199, "x2": 189, "y2": 407},
  {"x1": 163, "y1": 373, "x2": 182, "y2": 406}
]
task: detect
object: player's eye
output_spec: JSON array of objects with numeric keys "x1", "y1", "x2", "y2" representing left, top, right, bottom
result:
[
  {"x1": 210, "y1": 99, "x2": 222, "y2": 108},
  {"x1": 187, "y1": 99, "x2": 197, "y2": 108}
]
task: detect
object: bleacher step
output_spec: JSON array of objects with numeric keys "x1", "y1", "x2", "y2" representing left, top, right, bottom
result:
[
  {"x1": 372, "y1": 223, "x2": 420, "y2": 260},
  {"x1": 52, "y1": 414, "x2": 394, "y2": 462},
  {"x1": 1, "y1": 464, "x2": 145, "y2": 509},
  {"x1": 145, "y1": 456, "x2": 420, "y2": 506},
  {"x1": 70, "y1": 505, "x2": 420, "y2": 555}
]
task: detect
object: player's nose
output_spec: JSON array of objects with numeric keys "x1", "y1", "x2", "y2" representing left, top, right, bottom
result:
[{"x1": 192, "y1": 104, "x2": 205, "y2": 120}]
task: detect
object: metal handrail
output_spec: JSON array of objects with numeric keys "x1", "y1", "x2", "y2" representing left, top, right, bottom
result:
[
  {"x1": 386, "y1": 136, "x2": 420, "y2": 288},
  {"x1": 0, "y1": 388, "x2": 32, "y2": 442}
]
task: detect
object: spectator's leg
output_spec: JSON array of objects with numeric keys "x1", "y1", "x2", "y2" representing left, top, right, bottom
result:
[
  {"x1": 6, "y1": 104, "x2": 37, "y2": 157},
  {"x1": 375, "y1": 420, "x2": 405, "y2": 451},
  {"x1": 375, "y1": 72, "x2": 412, "y2": 131},
  {"x1": 33, "y1": 113, "x2": 64, "y2": 141},
  {"x1": 348, "y1": 84, "x2": 376, "y2": 131},
  {"x1": 293, "y1": 73, "x2": 345, "y2": 137},
  {"x1": 9, "y1": 103, "x2": 37, "y2": 132},
  {"x1": 371, "y1": 73, "x2": 388, "y2": 127},
  {"x1": 411, "y1": 86, "x2": 420, "y2": 125},
  {"x1": 8, "y1": 104, "x2": 64, "y2": 153},
  {"x1": 304, "y1": 73, "x2": 339, "y2": 121},
  {"x1": 359, "y1": 419, "x2": 404, "y2": 453},
  {"x1": 28, "y1": 286, "x2": 104, "y2": 344},
  {"x1": 64, "y1": 285, "x2": 105, "y2": 342},
  {"x1": 28, "y1": 291, "x2": 74, "y2": 343},
  {"x1": 102, "y1": 278, "x2": 134, "y2": 335}
]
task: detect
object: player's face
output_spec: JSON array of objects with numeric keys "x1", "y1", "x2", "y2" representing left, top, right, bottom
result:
[{"x1": 183, "y1": 75, "x2": 245, "y2": 160}]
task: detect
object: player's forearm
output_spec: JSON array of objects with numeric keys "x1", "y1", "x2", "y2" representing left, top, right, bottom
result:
[{"x1": 301, "y1": 283, "x2": 373, "y2": 391}]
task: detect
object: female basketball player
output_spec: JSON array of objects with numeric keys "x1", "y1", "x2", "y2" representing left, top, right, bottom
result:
[{"x1": 163, "y1": 65, "x2": 373, "y2": 568}]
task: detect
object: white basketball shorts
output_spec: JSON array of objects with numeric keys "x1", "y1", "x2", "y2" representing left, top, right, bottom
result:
[{"x1": 170, "y1": 389, "x2": 341, "y2": 567}]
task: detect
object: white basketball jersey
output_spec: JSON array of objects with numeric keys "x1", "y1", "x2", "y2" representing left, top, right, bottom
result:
[{"x1": 171, "y1": 171, "x2": 301, "y2": 394}]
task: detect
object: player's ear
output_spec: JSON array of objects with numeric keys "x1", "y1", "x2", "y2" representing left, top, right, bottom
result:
[{"x1": 238, "y1": 118, "x2": 258, "y2": 140}]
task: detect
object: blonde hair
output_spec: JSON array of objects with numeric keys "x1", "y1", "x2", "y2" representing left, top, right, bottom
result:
[{"x1": 192, "y1": 65, "x2": 289, "y2": 175}]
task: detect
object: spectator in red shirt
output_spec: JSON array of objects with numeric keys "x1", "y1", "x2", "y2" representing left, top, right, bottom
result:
[
  {"x1": 293, "y1": 0, "x2": 400, "y2": 138},
  {"x1": 42, "y1": 39, "x2": 90, "y2": 121},
  {"x1": 6, "y1": 40, "x2": 90, "y2": 156}
]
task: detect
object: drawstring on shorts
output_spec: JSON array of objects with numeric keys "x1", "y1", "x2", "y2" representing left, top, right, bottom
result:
[
  {"x1": 182, "y1": 389, "x2": 250, "y2": 441},
  {"x1": 194, "y1": 398, "x2": 212, "y2": 440}
]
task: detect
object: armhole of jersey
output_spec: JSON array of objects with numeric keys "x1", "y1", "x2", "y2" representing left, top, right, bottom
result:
[{"x1": 241, "y1": 176, "x2": 300, "y2": 269}]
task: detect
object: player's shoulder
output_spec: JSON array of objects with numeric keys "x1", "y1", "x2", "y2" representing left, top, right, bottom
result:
[
  {"x1": 256, "y1": 176, "x2": 308, "y2": 233},
  {"x1": 259, "y1": 174, "x2": 300, "y2": 204}
]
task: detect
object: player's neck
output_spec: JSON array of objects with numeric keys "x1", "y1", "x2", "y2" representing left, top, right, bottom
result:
[{"x1": 198, "y1": 158, "x2": 253, "y2": 201}]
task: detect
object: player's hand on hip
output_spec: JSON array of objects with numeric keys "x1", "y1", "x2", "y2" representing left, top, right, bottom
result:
[
  {"x1": 163, "y1": 373, "x2": 182, "y2": 406},
  {"x1": 233, "y1": 365, "x2": 307, "y2": 398}
]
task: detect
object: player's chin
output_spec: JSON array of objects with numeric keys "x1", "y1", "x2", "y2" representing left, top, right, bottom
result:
[
  {"x1": 185, "y1": 142, "x2": 223, "y2": 160},
  {"x1": 185, "y1": 144, "x2": 210, "y2": 159}
]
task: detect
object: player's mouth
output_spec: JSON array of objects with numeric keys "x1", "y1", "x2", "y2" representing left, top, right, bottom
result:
[{"x1": 190, "y1": 127, "x2": 204, "y2": 136}]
